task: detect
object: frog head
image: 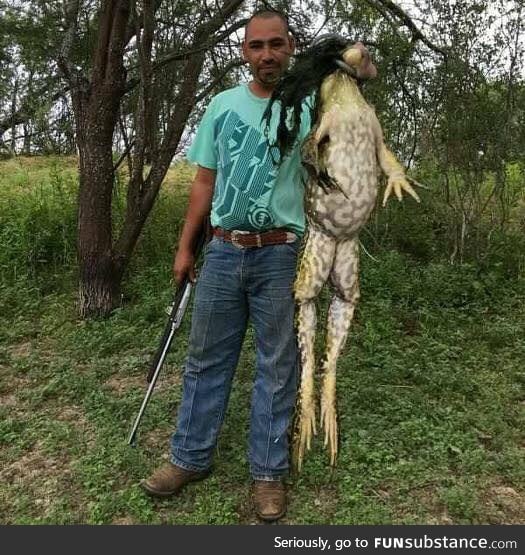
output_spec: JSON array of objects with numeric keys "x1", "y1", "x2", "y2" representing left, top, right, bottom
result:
[{"x1": 339, "y1": 42, "x2": 377, "y2": 80}]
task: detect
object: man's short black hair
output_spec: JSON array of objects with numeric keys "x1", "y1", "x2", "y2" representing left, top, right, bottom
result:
[{"x1": 246, "y1": 8, "x2": 290, "y2": 34}]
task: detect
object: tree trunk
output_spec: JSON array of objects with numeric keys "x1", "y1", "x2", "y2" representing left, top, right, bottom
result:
[
  {"x1": 68, "y1": 0, "x2": 129, "y2": 318},
  {"x1": 23, "y1": 123, "x2": 31, "y2": 155},
  {"x1": 10, "y1": 77, "x2": 19, "y2": 154},
  {"x1": 75, "y1": 77, "x2": 129, "y2": 316},
  {"x1": 77, "y1": 137, "x2": 124, "y2": 317}
]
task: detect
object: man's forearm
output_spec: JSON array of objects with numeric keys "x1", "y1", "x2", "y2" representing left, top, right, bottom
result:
[
  {"x1": 178, "y1": 192, "x2": 210, "y2": 252},
  {"x1": 178, "y1": 170, "x2": 215, "y2": 253}
]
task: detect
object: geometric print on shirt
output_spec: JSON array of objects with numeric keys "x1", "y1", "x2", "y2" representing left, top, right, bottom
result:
[{"x1": 213, "y1": 109, "x2": 278, "y2": 230}]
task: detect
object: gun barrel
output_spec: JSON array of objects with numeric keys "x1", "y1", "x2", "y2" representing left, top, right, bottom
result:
[{"x1": 128, "y1": 282, "x2": 193, "y2": 446}]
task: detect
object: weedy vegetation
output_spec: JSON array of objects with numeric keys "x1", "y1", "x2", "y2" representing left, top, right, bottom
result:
[{"x1": 0, "y1": 157, "x2": 523, "y2": 524}]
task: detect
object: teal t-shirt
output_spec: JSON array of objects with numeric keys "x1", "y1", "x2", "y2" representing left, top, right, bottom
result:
[{"x1": 186, "y1": 83, "x2": 311, "y2": 235}]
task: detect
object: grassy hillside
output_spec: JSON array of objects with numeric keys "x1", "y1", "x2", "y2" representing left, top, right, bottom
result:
[{"x1": 0, "y1": 157, "x2": 523, "y2": 524}]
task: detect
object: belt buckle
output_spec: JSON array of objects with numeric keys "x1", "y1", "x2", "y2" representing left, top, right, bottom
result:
[{"x1": 230, "y1": 230, "x2": 250, "y2": 249}]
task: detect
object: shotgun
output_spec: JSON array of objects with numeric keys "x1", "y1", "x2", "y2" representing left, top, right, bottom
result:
[{"x1": 128, "y1": 223, "x2": 209, "y2": 446}]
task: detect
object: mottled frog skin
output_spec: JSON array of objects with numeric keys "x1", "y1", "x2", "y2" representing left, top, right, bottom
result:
[{"x1": 293, "y1": 50, "x2": 419, "y2": 468}]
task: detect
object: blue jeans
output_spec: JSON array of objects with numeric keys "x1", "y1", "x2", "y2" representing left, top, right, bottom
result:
[{"x1": 170, "y1": 236, "x2": 299, "y2": 480}]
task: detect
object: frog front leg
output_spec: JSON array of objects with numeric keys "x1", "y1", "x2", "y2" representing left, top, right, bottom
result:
[
  {"x1": 377, "y1": 143, "x2": 420, "y2": 206},
  {"x1": 301, "y1": 111, "x2": 341, "y2": 194},
  {"x1": 294, "y1": 226, "x2": 336, "y2": 469}
]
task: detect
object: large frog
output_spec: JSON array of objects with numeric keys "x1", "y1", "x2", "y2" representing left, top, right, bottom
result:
[{"x1": 267, "y1": 38, "x2": 420, "y2": 468}]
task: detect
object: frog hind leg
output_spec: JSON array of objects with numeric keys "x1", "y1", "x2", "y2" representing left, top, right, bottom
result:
[
  {"x1": 293, "y1": 226, "x2": 336, "y2": 469},
  {"x1": 321, "y1": 237, "x2": 360, "y2": 466}
]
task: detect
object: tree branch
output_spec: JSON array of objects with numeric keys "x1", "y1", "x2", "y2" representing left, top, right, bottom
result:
[
  {"x1": 195, "y1": 57, "x2": 244, "y2": 103},
  {"x1": 57, "y1": 0, "x2": 81, "y2": 80},
  {"x1": 113, "y1": 0, "x2": 244, "y2": 261},
  {"x1": 123, "y1": 16, "x2": 247, "y2": 94},
  {"x1": 113, "y1": 139, "x2": 136, "y2": 173},
  {"x1": 129, "y1": 0, "x2": 156, "y2": 208},
  {"x1": 0, "y1": 84, "x2": 70, "y2": 140},
  {"x1": 124, "y1": 0, "x2": 163, "y2": 45},
  {"x1": 365, "y1": 0, "x2": 448, "y2": 57}
]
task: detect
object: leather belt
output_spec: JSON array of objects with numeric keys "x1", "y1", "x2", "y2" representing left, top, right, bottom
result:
[{"x1": 213, "y1": 227, "x2": 297, "y2": 248}]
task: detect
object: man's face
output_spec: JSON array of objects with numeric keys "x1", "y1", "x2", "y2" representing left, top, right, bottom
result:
[{"x1": 242, "y1": 16, "x2": 295, "y2": 90}]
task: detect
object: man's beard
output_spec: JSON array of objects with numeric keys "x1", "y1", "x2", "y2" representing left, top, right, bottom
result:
[{"x1": 257, "y1": 66, "x2": 281, "y2": 85}]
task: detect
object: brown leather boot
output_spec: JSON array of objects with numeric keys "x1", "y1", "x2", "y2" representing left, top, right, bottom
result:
[
  {"x1": 253, "y1": 480, "x2": 286, "y2": 522},
  {"x1": 140, "y1": 462, "x2": 211, "y2": 498}
]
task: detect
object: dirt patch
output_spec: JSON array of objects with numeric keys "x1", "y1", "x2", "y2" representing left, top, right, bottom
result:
[
  {"x1": 0, "y1": 409, "x2": 96, "y2": 524},
  {"x1": 0, "y1": 392, "x2": 18, "y2": 407},
  {"x1": 104, "y1": 373, "x2": 146, "y2": 395},
  {"x1": 155, "y1": 365, "x2": 184, "y2": 391},
  {"x1": 0, "y1": 440, "x2": 75, "y2": 522},
  {"x1": 54, "y1": 404, "x2": 86, "y2": 423},
  {"x1": 393, "y1": 481, "x2": 525, "y2": 524},
  {"x1": 104, "y1": 365, "x2": 183, "y2": 396},
  {"x1": 111, "y1": 515, "x2": 138, "y2": 525},
  {"x1": 236, "y1": 501, "x2": 260, "y2": 524},
  {"x1": 7, "y1": 341, "x2": 32, "y2": 358},
  {"x1": 423, "y1": 509, "x2": 454, "y2": 525},
  {"x1": 1, "y1": 446, "x2": 66, "y2": 482},
  {"x1": 0, "y1": 374, "x2": 32, "y2": 413},
  {"x1": 52, "y1": 404, "x2": 97, "y2": 449},
  {"x1": 309, "y1": 483, "x2": 341, "y2": 522},
  {"x1": 391, "y1": 482, "x2": 454, "y2": 524},
  {"x1": 483, "y1": 485, "x2": 525, "y2": 524},
  {"x1": 142, "y1": 427, "x2": 172, "y2": 452}
]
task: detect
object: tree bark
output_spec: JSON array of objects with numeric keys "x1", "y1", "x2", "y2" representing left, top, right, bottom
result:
[{"x1": 76, "y1": 134, "x2": 123, "y2": 317}]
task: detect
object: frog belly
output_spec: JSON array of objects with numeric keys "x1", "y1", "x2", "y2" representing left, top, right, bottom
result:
[
  {"x1": 307, "y1": 113, "x2": 378, "y2": 237},
  {"x1": 306, "y1": 162, "x2": 378, "y2": 237}
]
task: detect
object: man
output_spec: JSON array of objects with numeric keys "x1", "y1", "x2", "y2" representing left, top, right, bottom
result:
[
  {"x1": 141, "y1": 9, "x2": 306, "y2": 522},
  {"x1": 141, "y1": 11, "x2": 377, "y2": 522}
]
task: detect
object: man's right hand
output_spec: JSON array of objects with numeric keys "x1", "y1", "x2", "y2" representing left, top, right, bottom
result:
[{"x1": 173, "y1": 248, "x2": 196, "y2": 285}]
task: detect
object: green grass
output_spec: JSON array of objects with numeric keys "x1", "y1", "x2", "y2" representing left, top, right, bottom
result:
[{"x1": 0, "y1": 157, "x2": 523, "y2": 524}]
